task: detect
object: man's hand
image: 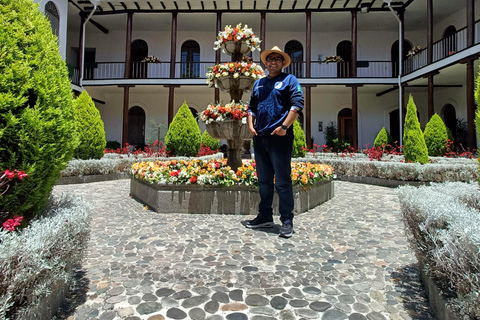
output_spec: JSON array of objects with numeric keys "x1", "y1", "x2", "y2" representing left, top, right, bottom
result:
[
  {"x1": 249, "y1": 126, "x2": 258, "y2": 136},
  {"x1": 272, "y1": 126, "x2": 287, "y2": 136}
]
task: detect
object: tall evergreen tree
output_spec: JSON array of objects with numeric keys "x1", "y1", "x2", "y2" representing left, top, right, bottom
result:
[
  {"x1": 424, "y1": 114, "x2": 448, "y2": 156},
  {"x1": 165, "y1": 101, "x2": 201, "y2": 156},
  {"x1": 403, "y1": 95, "x2": 429, "y2": 164},
  {"x1": 292, "y1": 120, "x2": 307, "y2": 158}
]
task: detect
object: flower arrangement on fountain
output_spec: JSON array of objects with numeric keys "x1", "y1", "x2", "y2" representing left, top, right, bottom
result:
[
  {"x1": 199, "y1": 100, "x2": 249, "y2": 124},
  {"x1": 131, "y1": 159, "x2": 334, "y2": 189},
  {"x1": 206, "y1": 61, "x2": 265, "y2": 88},
  {"x1": 214, "y1": 23, "x2": 261, "y2": 52}
]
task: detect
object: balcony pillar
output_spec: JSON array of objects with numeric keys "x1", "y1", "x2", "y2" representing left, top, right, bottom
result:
[
  {"x1": 124, "y1": 12, "x2": 133, "y2": 79},
  {"x1": 467, "y1": 0, "x2": 474, "y2": 47},
  {"x1": 215, "y1": 12, "x2": 222, "y2": 103},
  {"x1": 170, "y1": 12, "x2": 177, "y2": 81},
  {"x1": 428, "y1": 75, "x2": 434, "y2": 118},
  {"x1": 77, "y1": 13, "x2": 85, "y2": 81},
  {"x1": 427, "y1": 0, "x2": 433, "y2": 64},
  {"x1": 260, "y1": 11, "x2": 266, "y2": 69},
  {"x1": 466, "y1": 59, "x2": 476, "y2": 149},
  {"x1": 120, "y1": 85, "x2": 134, "y2": 147},
  {"x1": 351, "y1": 11, "x2": 357, "y2": 78},
  {"x1": 351, "y1": 86, "x2": 358, "y2": 150},
  {"x1": 305, "y1": 11, "x2": 312, "y2": 149}
]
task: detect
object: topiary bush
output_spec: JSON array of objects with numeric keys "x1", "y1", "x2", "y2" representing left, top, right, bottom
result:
[
  {"x1": 165, "y1": 101, "x2": 201, "y2": 156},
  {"x1": 403, "y1": 95, "x2": 429, "y2": 164},
  {"x1": 292, "y1": 120, "x2": 306, "y2": 158},
  {"x1": 373, "y1": 127, "x2": 394, "y2": 148},
  {"x1": 72, "y1": 91, "x2": 106, "y2": 160},
  {"x1": 201, "y1": 130, "x2": 219, "y2": 151},
  {"x1": 0, "y1": 0, "x2": 77, "y2": 222},
  {"x1": 424, "y1": 114, "x2": 448, "y2": 156}
]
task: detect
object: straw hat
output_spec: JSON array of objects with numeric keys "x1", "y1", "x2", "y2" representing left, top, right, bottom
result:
[{"x1": 260, "y1": 46, "x2": 291, "y2": 67}]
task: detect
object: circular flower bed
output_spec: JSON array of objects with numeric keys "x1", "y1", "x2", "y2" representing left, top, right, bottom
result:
[
  {"x1": 199, "y1": 101, "x2": 249, "y2": 124},
  {"x1": 206, "y1": 62, "x2": 264, "y2": 88},
  {"x1": 131, "y1": 159, "x2": 334, "y2": 189},
  {"x1": 214, "y1": 23, "x2": 261, "y2": 52}
]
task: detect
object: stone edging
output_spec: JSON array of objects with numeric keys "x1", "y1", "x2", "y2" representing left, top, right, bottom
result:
[
  {"x1": 55, "y1": 172, "x2": 130, "y2": 185},
  {"x1": 418, "y1": 259, "x2": 461, "y2": 320},
  {"x1": 336, "y1": 174, "x2": 430, "y2": 188}
]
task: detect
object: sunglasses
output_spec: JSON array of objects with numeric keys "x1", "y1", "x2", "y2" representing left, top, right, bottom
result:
[{"x1": 266, "y1": 57, "x2": 284, "y2": 63}]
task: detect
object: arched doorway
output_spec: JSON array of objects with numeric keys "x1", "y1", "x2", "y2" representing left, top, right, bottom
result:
[
  {"x1": 284, "y1": 40, "x2": 303, "y2": 78},
  {"x1": 389, "y1": 109, "x2": 400, "y2": 145},
  {"x1": 442, "y1": 103, "x2": 456, "y2": 140},
  {"x1": 181, "y1": 40, "x2": 200, "y2": 78},
  {"x1": 443, "y1": 25, "x2": 457, "y2": 58},
  {"x1": 391, "y1": 40, "x2": 412, "y2": 77},
  {"x1": 128, "y1": 106, "x2": 146, "y2": 149},
  {"x1": 131, "y1": 39, "x2": 148, "y2": 78},
  {"x1": 338, "y1": 108, "x2": 353, "y2": 143},
  {"x1": 45, "y1": 1, "x2": 59, "y2": 36},
  {"x1": 336, "y1": 40, "x2": 351, "y2": 78}
]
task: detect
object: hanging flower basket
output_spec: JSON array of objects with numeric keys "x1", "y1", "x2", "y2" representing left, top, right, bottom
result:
[
  {"x1": 205, "y1": 120, "x2": 251, "y2": 141},
  {"x1": 221, "y1": 39, "x2": 251, "y2": 56},
  {"x1": 216, "y1": 75, "x2": 256, "y2": 92}
]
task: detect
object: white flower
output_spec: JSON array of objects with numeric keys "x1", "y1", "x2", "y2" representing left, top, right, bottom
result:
[{"x1": 233, "y1": 73, "x2": 239, "y2": 78}]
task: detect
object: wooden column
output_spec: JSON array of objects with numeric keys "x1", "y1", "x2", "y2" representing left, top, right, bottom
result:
[
  {"x1": 260, "y1": 11, "x2": 266, "y2": 69},
  {"x1": 124, "y1": 12, "x2": 133, "y2": 79},
  {"x1": 351, "y1": 11, "x2": 358, "y2": 150},
  {"x1": 77, "y1": 13, "x2": 85, "y2": 80},
  {"x1": 466, "y1": 0, "x2": 476, "y2": 149},
  {"x1": 427, "y1": 0, "x2": 433, "y2": 64},
  {"x1": 428, "y1": 75, "x2": 434, "y2": 118},
  {"x1": 121, "y1": 85, "x2": 134, "y2": 147},
  {"x1": 215, "y1": 12, "x2": 222, "y2": 103},
  {"x1": 467, "y1": 0, "x2": 474, "y2": 47},
  {"x1": 168, "y1": 12, "x2": 178, "y2": 126},
  {"x1": 305, "y1": 11, "x2": 312, "y2": 148}
]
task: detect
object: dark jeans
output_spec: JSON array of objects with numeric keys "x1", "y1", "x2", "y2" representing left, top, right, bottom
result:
[{"x1": 253, "y1": 132, "x2": 294, "y2": 224}]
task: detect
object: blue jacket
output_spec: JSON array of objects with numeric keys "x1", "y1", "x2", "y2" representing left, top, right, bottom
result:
[{"x1": 248, "y1": 73, "x2": 304, "y2": 136}]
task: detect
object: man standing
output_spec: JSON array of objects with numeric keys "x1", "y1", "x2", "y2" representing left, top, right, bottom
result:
[{"x1": 245, "y1": 46, "x2": 304, "y2": 238}]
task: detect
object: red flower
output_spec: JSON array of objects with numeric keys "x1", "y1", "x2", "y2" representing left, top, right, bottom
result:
[
  {"x1": 4, "y1": 170, "x2": 14, "y2": 179},
  {"x1": 190, "y1": 176, "x2": 198, "y2": 184},
  {"x1": 215, "y1": 162, "x2": 221, "y2": 169},
  {"x1": 2, "y1": 216, "x2": 23, "y2": 232},
  {"x1": 170, "y1": 171, "x2": 179, "y2": 177}
]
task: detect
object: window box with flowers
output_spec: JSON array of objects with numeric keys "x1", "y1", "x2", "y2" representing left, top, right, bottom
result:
[
  {"x1": 142, "y1": 56, "x2": 161, "y2": 63},
  {"x1": 407, "y1": 46, "x2": 422, "y2": 58},
  {"x1": 214, "y1": 23, "x2": 261, "y2": 56}
]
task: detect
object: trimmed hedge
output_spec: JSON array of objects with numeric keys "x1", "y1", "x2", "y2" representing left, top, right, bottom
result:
[
  {"x1": 373, "y1": 127, "x2": 393, "y2": 148},
  {"x1": 0, "y1": 0, "x2": 77, "y2": 221},
  {"x1": 165, "y1": 101, "x2": 201, "y2": 156},
  {"x1": 72, "y1": 91, "x2": 106, "y2": 160}
]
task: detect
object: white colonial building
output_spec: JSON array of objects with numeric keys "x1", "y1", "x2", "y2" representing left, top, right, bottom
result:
[{"x1": 36, "y1": 0, "x2": 480, "y2": 151}]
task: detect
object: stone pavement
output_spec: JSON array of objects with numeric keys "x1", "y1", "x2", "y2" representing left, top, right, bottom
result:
[{"x1": 52, "y1": 179, "x2": 434, "y2": 320}]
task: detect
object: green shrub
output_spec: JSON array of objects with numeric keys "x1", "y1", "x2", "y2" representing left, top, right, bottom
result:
[
  {"x1": 373, "y1": 127, "x2": 394, "y2": 148},
  {"x1": 165, "y1": 101, "x2": 201, "y2": 156},
  {"x1": 403, "y1": 95, "x2": 429, "y2": 164},
  {"x1": 292, "y1": 120, "x2": 306, "y2": 158},
  {"x1": 72, "y1": 91, "x2": 106, "y2": 160},
  {"x1": 475, "y1": 64, "x2": 480, "y2": 146},
  {"x1": 0, "y1": 0, "x2": 77, "y2": 221},
  {"x1": 424, "y1": 114, "x2": 448, "y2": 156},
  {"x1": 201, "y1": 130, "x2": 220, "y2": 151}
]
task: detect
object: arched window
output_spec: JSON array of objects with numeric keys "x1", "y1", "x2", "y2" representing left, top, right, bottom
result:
[
  {"x1": 45, "y1": 1, "x2": 59, "y2": 36},
  {"x1": 391, "y1": 40, "x2": 412, "y2": 77},
  {"x1": 443, "y1": 26, "x2": 457, "y2": 58},
  {"x1": 442, "y1": 103, "x2": 456, "y2": 140},
  {"x1": 284, "y1": 40, "x2": 303, "y2": 78},
  {"x1": 336, "y1": 40, "x2": 351, "y2": 78},
  {"x1": 131, "y1": 39, "x2": 148, "y2": 78},
  {"x1": 128, "y1": 106, "x2": 146, "y2": 149},
  {"x1": 337, "y1": 108, "x2": 353, "y2": 143},
  {"x1": 389, "y1": 109, "x2": 400, "y2": 145},
  {"x1": 181, "y1": 40, "x2": 200, "y2": 78}
]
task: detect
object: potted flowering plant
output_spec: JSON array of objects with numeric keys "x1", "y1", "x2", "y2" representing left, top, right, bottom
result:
[
  {"x1": 214, "y1": 23, "x2": 261, "y2": 56},
  {"x1": 407, "y1": 46, "x2": 422, "y2": 58},
  {"x1": 323, "y1": 55, "x2": 343, "y2": 63},
  {"x1": 142, "y1": 55, "x2": 161, "y2": 63},
  {"x1": 206, "y1": 61, "x2": 265, "y2": 91},
  {"x1": 199, "y1": 101, "x2": 249, "y2": 124}
]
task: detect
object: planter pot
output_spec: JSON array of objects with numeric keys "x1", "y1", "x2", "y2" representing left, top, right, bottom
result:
[
  {"x1": 130, "y1": 178, "x2": 334, "y2": 214},
  {"x1": 221, "y1": 39, "x2": 251, "y2": 56},
  {"x1": 216, "y1": 75, "x2": 256, "y2": 92},
  {"x1": 205, "y1": 120, "x2": 251, "y2": 140}
]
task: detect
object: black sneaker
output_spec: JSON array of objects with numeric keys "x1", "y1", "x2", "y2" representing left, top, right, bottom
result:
[
  {"x1": 245, "y1": 217, "x2": 274, "y2": 228},
  {"x1": 279, "y1": 223, "x2": 293, "y2": 238}
]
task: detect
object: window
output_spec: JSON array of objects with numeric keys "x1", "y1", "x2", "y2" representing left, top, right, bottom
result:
[
  {"x1": 284, "y1": 40, "x2": 303, "y2": 78},
  {"x1": 443, "y1": 26, "x2": 457, "y2": 58},
  {"x1": 391, "y1": 40, "x2": 412, "y2": 76},
  {"x1": 181, "y1": 40, "x2": 200, "y2": 78},
  {"x1": 128, "y1": 106, "x2": 146, "y2": 148},
  {"x1": 336, "y1": 40, "x2": 351, "y2": 78},
  {"x1": 45, "y1": 1, "x2": 59, "y2": 36},
  {"x1": 337, "y1": 108, "x2": 353, "y2": 143},
  {"x1": 131, "y1": 39, "x2": 148, "y2": 78}
]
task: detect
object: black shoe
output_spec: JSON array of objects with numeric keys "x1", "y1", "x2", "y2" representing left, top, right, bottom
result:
[
  {"x1": 279, "y1": 223, "x2": 293, "y2": 238},
  {"x1": 245, "y1": 217, "x2": 274, "y2": 228}
]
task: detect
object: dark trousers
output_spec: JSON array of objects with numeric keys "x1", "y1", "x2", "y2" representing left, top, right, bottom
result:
[{"x1": 253, "y1": 132, "x2": 294, "y2": 224}]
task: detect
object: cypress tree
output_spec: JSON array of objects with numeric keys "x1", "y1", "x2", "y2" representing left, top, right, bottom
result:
[
  {"x1": 403, "y1": 95, "x2": 429, "y2": 164},
  {"x1": 424, "y1": 114, "x2": 448, "y2": 156},
  {"x1": 201, "y1": 130, "x2": 220, "y2": 151},
  {"x1": 0, "y1": 0, "x2": 77, "y2": 220},
  {"x1": 374, "y1": 127, "x2": 394, "y2": 148},
  {"x1": 73, "y1": 91, "x2": 106, "y2": 159},
  {"x1": 292, "y1": 120, "x2": 307, "y2": 158},
  {"x1": 165, "y1": 101, "x2": 201, "y2": 156}
]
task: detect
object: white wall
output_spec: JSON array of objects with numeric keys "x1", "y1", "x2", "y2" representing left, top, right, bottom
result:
[{"x1": 35, "y1": 0, "x2": 68, "y2": 59}]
